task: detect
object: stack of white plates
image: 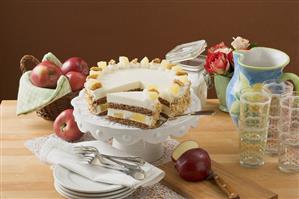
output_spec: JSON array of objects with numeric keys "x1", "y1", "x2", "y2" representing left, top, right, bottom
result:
[{"x1": 53, "y1": 165, "x2": 135, "y2": 199}]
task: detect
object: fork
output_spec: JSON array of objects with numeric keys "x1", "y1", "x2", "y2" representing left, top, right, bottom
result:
[
  {"x1": 73, "y1": 146, "x2": 145, "y2": 166},
  {"x1": 79, "y1": 151, "x2": 146, "y2": 180},
  {"x1": 74, "y1": 145, "x2": 145, "y2": 172}
]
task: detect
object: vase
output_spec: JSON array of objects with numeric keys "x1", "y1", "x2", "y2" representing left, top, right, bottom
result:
[
  {"x1": 226, "y1": 47, "x2": 299, "y2": 126},
  {"x1": 214, "y1": 74, "x2": 231, "y2": 112}
]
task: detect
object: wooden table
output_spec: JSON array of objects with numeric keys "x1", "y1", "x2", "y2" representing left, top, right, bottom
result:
[{"x1": 1, "y1": 100, "x2": 299, "y2": 199}]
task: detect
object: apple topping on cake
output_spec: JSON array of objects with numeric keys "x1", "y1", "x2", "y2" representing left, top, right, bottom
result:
[{"x1": 85, "y1": 79, "x2": 102, "y2": 91}]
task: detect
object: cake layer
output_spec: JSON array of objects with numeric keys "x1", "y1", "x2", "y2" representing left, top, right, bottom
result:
[
  {"x1": 107, "y1": 91, "x2": 157, "y2": 111},
  {"x1": 91, "y1": 80, "x2": 141, "y2": 100},
  {"x1": 106, "y1": 90, "x2": 162, "y2": 128},
  {"x1": 108, "y1": 116, "x2": 150, "y2": 129},
  {"x1": 167, "y1": 87, "x2": 191, "y2": 117},
  {"x1": 108, "y1": 103, "x2": 153, "y2": 116},
  {"x1": 85, "y1": 94, "x2": 107, "y2": 115},
  {"x1": 107, "y1": 109, "x2": 156, "y2": 127},
  {"x1": 159, "y1": 97, "x2": 170, "y2": 106},
  {"x1": 159, "y1": 86, "x2": 190, "y2": 117}
]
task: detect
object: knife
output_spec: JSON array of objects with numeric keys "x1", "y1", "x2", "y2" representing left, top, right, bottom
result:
[{"x1": 207, "y1": 170, "x2": 240, "y2": 199}]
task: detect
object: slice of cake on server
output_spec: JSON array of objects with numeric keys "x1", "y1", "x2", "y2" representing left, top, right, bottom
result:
[{"x1": 107, "y1": 89, "x2": 161, "y2": 128}]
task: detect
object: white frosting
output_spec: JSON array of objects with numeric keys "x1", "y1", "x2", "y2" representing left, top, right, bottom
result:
[
  {"x1": 107, "y1": 109, "x2": 154, "y2": 126},
  {"x1": 107, "y1": 91, "x2": 158, "y2": 111},
  {"x1": 90, "y1": 67, "x2": 187, "y2": 101},
  {"x1": 85, "y1": 57, "x2": 191, "y2": 120},
  {"x1": 149, "y1": 63, "x2": 159, "y2": 69},
  {"x1": 91, "y1": 81, "x2": 141, "y2": 100}
]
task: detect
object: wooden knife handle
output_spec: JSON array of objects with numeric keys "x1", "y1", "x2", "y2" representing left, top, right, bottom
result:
[{"x1": 212, "y1": 172, "x2": 240, "y2": 199}]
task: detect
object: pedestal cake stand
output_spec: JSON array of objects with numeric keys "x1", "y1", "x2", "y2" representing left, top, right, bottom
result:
[{"x1": 72, "y1": 91, "x2": 201, "y2": 162}]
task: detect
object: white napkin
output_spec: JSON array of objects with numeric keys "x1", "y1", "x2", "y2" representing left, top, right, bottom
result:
[{"x1": 38, "y1": 138, "x2": 165, "y2": 188}]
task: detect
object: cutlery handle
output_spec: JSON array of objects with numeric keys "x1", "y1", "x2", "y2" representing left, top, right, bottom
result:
[
  {"x1": 102, "y1": 154, "x2": 145, "y2": 165},
  {"x1": 93, "y1": 156, "x2": 145, "y2": 180},
  {"x1": 92, "y1": 157, "x2": 128, "y2": 172},
  {"x1": 189, "y1": 110, "x2": 215, "y2": 116},
  {"x1": 212, "y1": 173, "x2": 239, "y2": 199},
  {"x1": 104, "y1": 155, "x2": 141, "y2": 170},
  {"x1": 173, "y1": 110, "x2": 215, "y2": 118}
]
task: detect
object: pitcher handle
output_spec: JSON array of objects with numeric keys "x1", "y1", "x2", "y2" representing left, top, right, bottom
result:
[{"x1": 282, "y1": 73, "x2": 299, "y2": 91}]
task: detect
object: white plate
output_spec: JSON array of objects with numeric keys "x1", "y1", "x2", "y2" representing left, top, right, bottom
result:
[
  {"x1": 54, "y1": 182, "x2": 135, "y2": 199},
  {"x1": 53, "y1": 165, "x2": 125, "y2": 193},
  {"x1": 55, "y1": 181, "x2": 132, "y2": 197}
]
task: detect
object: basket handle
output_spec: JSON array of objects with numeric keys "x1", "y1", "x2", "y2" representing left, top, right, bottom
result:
[{"x1": 20, "y1": 55, "x2": 40, "y2": 74}]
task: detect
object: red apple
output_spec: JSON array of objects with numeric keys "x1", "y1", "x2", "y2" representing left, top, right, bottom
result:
[
  {"x1": 65, "y1": 71, "x2": 86, "y2": 92},
  {"x1": 54, "y1": 109, "x2": 83, "y2": 142},
  {"x1": 61, "y1": 57, "x2": 88, "y2": 75},
  {"x1": 175, "y1": 148, "x2": 211, "y2": 182},
  {"x1": 171, "y1": 140, "x2": 200, "y2": 162},
  {"x1": 30, "y1": 61, "x2": 62, "y2": 88}
]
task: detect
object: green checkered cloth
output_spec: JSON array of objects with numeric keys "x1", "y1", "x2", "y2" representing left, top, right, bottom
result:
[{"x1": 16, "y1": 71, "x2": 72, "y2": 115}]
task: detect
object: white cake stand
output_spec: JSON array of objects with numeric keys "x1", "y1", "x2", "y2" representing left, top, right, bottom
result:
[{"x1": 71, "y1": 91, "x2": 201, "y2": 162}]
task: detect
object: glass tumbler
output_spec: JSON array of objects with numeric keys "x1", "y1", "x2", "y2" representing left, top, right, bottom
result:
[
  {"x1": 262, "y1": 80, "x2": 293, "y2": 154},
  {"x1": 278, "y1": 91, "x2": 299, "y2": 173},
  {"x1": 239, "y1": 90, "x2": 271, "y2": 167}
]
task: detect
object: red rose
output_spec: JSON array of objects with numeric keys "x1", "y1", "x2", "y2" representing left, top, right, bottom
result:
[
  {"x1": 207, "y1": 42, "x2": 233, "y2": 64},
  {"x1": 204, "y1": 51, "x2": 230, "y2": 75}
]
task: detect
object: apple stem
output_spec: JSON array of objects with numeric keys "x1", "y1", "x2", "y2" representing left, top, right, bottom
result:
[{"x1": 60, "y1": 123, "x2": 67, "y2": 132}]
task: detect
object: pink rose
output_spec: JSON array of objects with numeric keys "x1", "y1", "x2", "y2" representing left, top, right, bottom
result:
[
  {"x1": 204, "y1": 51, "x2": 230, "y2": 75},
  {"x1": 207, "y1": 42, "x2": 233, "y2": 65}
]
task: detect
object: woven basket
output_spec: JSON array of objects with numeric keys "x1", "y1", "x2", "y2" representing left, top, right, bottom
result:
[{"x1": 20, "y1": 55, "x2": 79, "y2": 121}]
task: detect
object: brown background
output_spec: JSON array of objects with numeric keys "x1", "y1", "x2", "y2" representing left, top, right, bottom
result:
[{"x1": 1, "y1": 0, "x2": 298, "y2": 100}]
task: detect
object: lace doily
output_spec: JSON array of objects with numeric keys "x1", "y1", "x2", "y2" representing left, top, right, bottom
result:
[{"x1": 25, "y1": 133, "x2": 186, "y2": 199}]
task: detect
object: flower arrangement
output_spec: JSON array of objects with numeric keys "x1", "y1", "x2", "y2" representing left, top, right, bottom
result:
[
  {"x1": 204, "y1": 36, "x2": 251, "y2": 77},
  {"x1": 204, "y1": 36, "x2": 252, "y2": 112}
]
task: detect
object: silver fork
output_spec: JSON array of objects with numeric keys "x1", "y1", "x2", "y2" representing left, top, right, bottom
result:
[
  {"x1": 79, "y1": 151, "x2": 146, "y2": 180},
  {"x1": 73, "y1": 146, "x2": 145, "y2": 166}
]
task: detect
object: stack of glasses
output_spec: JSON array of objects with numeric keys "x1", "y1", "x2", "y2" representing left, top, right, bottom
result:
[{"x1": 238, "y1": 80, "x2": 299, "y2": 173}]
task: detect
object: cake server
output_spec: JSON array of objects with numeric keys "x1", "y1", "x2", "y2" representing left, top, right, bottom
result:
[
  {"x1": 170, "y1": 110, "x2": 215, "y2": 118},
  {"x1": 154, "y1": 110, "x2": 215, "y2": 128}
]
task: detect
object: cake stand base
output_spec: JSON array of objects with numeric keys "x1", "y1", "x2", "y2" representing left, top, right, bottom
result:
[
  {"x1": 72, "y1": 90, "x2": 201, "y2": 163},
  {"x1": 112, "y1": 139, "x2": 164, "y2": 162}
]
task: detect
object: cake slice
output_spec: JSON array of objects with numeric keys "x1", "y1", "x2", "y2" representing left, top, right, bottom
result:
[{"x1": 106, "y1": 90, "x2": 161, "y2": 128}]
